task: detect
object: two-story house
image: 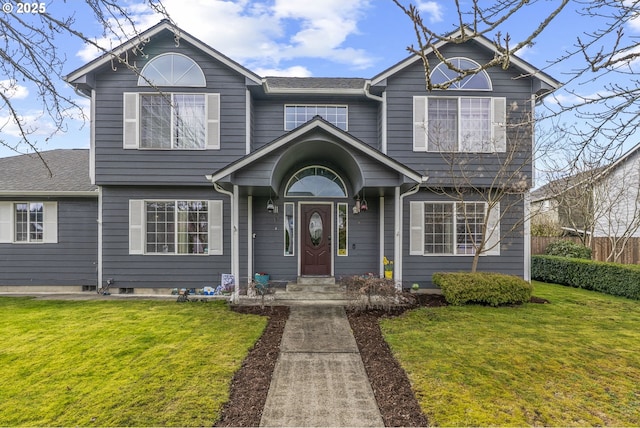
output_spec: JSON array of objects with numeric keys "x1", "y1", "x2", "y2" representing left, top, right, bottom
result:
[{"x1": 0, "y1": 21, "x2": 558, "y2": 297}]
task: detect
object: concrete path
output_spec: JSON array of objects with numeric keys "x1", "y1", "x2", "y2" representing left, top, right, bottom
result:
[{"x1": 260, "y1": 306, "x2": 384, "y2": 427}]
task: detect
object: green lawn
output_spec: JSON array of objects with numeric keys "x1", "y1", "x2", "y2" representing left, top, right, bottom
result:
[
  {"x1": 0, "y1": 298, "x2": 267, "y2": 427},
  {"x1": 381, "y1": 281, "x2": 640, "y2": 426}
]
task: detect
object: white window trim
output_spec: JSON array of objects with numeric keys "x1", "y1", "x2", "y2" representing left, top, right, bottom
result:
[
  {"x1": 409, "y1": 200, "x2": 500, "y2": 256},
  {"x1": 413, "y1": 96, "x2": 506, "y2": 153},
  {"x1": 137, "y1": 52, "x2": 206, "y2": 87},
  {"x1": 284, "y1": 202, "x2": 295, "y2": 256},
  {"x1": 128, "y1": 199, "x2": 223, "y2": 256},
  {"x1": 337, "y1": 202, "x2": 348, "y2": 256},
  {"x1": 123, "y1": 92, "x2": 220, "y2": 151},
  {"x1": 284, "y1": 104, "x2": 349, "y2": 131},
  {"x1": 0, "y1": 201, "x2": 57, "y2": 244},
  {"x1": 429, "y1": 57, "x2": 493, "y2": 91}
]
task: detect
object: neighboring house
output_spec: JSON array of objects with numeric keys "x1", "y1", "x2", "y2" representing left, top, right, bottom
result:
[
  {"x1": 531, "y1": 142, "x2": 640, "y2": 240},
  {"x1": 1, "y1": 21, "x2": 559, "y2": 295},
  {"x1": 0, "y1": 149, "x2": 98, "y2": 291}
]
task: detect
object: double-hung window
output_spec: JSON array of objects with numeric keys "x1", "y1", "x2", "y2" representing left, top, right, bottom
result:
[
  {"x1": 413, "y1": 96, "x2": 506, "y2": 152},
  {"x1": 128, "y1": 199, "x2": 223, "y2": 255},
  {"x1": 123, "y1": 92, "x2": 220, "y2": 150},
  {"x1": 410, "y1": 201, "x2": 500, "y2": 256},
  {"x1": 0, "y1": 201, "x2": 58, "y2": 244}
]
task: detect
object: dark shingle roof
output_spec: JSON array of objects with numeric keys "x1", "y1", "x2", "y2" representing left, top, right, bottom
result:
[
  {"x1": 264, "y1": 77, "x2": 366, "y2": 91},
  {"x1": 0, "y1": 149, "x2": 96, "y2": 194}
]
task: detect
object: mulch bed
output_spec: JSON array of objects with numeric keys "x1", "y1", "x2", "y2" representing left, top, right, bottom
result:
[{"x1": 215, "y1": 294, "x2": 546, "y2": 427}]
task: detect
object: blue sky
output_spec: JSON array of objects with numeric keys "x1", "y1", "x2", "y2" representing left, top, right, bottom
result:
[{"x1": 1, "y1": 0, "x2": 638, "y2": 160}]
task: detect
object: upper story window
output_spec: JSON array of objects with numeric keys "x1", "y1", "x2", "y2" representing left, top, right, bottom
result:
[
  {"x1": 138, "y1": 53, "x2": 206, "y2": 87},
  {"x1": 413, "y1": 96, "x2": 506, "y2": 153},
  {"x1": 430, "y1": 58, "x2": 492, "y2": 91},
  {"x1": 285, "y1": 166, "x2": 347, "y2": 197},
  {"x1": 285, "y1": 105, "x2": 347, "y2": 131},
  {"x1": 123, "y1": 92, "x2": 220, "y2": 150}
]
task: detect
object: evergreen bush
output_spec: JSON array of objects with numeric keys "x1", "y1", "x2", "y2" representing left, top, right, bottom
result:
[
  {"x1": 532, "y1": 255, "x2": 640, "y2": 300},
  {"x1": 544, "y1": 240, "x2": 592, "y2": 259},
  {"x1": 432, "y1": 272, "x2": 532, "y2": 306}
]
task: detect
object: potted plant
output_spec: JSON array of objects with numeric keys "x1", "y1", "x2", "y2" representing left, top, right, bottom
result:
[{"x1": 383, "y1": 257, "x2": 393, "y2": 279}]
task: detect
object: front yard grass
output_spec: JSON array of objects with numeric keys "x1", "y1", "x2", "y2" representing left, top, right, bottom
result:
[
  {"x1": 381, "y1": 281, "x2": 640, "y2": 426},
  {"x1": 0, "y1": 298, "x2": 267, "y2": 427}
]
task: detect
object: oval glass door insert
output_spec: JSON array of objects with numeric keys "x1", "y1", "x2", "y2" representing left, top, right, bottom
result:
[{"x1": 309, "y1": 212, "x2": 323, "y2": 247}]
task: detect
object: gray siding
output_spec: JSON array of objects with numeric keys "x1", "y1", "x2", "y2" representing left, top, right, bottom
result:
[
  {"x1": 93, "y1": 33, "x2": 249, "y2": 185},
  {"x1": 401, "y1": 189, "x2": 525, "y2": 289},
  {"x1": 101, "y1": 186, "x2": 231, "y2": 289},
  {"x1": 252, "y1": 97, "x2": 380, "y2": 149},
  {"x1": 251, "y1": 197, "x2": 380, "y2": 281},
  {"x1": 385, "y1": 41, "x2": 534, "y2": 187},
  {"x1": 0, "y1": 197, "x2": 98, "y2": 286}
]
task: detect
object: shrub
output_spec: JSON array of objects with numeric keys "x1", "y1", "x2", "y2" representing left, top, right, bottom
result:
[
  {"x1": 532, "y1": 255, "x2": 640, "y2": 300},
  {"x1": 432, "y1": 272, "x2": 532, "y2": 306},
  {"x1": 544, "y1": 240, "x2": 592, "y2": 259},
  {"x1": 342, "y1": 275, "x2": 415, "y2": 312}
]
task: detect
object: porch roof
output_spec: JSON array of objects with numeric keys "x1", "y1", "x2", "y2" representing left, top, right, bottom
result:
[{"x1": 206, "y1": 117, "x2": 426, "y2": 195}]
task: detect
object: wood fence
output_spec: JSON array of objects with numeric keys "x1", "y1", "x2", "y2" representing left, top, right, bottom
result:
[{"x1": 531, "y1": 236, "x2": 640, "y2": 265}]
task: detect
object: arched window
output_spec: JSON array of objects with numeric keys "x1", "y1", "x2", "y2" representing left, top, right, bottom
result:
[
  {"x1": 285, "y1": 166, "x2": 347, "y2": 197},
  {"x1": 138, "y1": 53, "x2": 206, "y2": 87},
  {"x1": 430, "y1": 58, "x2": 492, "y2": 90}
]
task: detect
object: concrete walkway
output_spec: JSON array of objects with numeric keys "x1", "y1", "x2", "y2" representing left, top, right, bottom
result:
[{"x1": 260, "y1": 306, "x2": 384, "y2": 427}]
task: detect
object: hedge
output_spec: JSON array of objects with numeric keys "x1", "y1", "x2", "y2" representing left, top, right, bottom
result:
[
  {"x1": 432, "y1": 272, "x2": 533, "y2": 306},
  {"x1": 531, "y1": 255, "x2": 640, "y2": 300}
]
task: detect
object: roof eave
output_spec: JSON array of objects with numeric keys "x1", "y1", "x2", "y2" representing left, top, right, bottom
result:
[{"x1": 64, "y1": 21, "x2": 262, "y2": 86}]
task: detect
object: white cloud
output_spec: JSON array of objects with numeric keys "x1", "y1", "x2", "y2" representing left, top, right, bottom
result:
[
  {"x1": 75, "y1": 0, "x2": 374, "y2": 73},
  {"x1": 416, "y1": 1, "x2": 443, "y2": 23},
  {"x1": 255, "y1": 65, "x2": 312, "y2": 77},
  {"x1": 0, "y1": 112, "x2": 58, "y2": 139},
  {"x1": 0, "y1": 80, "x2": 29, "y2": 100}
]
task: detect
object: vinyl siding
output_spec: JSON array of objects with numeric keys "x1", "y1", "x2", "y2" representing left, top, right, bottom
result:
[
  {"x1": 401, "y1": 189, "x2": 526, "y2": 288},
  {"x1": 93, "y1": 33, "x2": 249, "y2": 185},
  {"x1": 0, "y1": 197, "x2": 98, "y2": 286},
  {"x1": 100, "y1": 186, "x2": 231, "y2": 289},
  {"x1": 252, "y1": 97, "x2": 380, "y2": 149},
  {"x1": 384, "y1": 41, "x2": 534, "y2": 188}
]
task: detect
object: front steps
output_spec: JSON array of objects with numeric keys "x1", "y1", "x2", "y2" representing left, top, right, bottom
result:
[
  {"x1": 237, "y1": 276, "x2": 351, "y2": 305},
  {"x1": 279, "y1": 277, "x2": 346, "y2": 301}
]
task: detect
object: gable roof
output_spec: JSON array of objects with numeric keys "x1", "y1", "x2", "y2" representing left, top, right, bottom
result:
[
  {"x1": 371, "y1": 27, "x2": 561, "y2": 94},
  {"x1": 207, "y1": 116, "x2": 426, "y2": 185},
  {"x1": 65, "y1": 20, "x2": 262, "y2": 90},
  {"x1": 0, "y1": 149, "x2": 97, "y2": 196}
]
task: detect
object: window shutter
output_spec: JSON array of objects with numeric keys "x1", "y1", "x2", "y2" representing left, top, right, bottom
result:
[
  {"x1": 123, "y1": 93, "x2": 139, "y2": 149},
  {"x1": 129, "y1": 200, "x2": 145, "y2": 255},
  {"x1": 409, "y1": 201, "x2": 425, "y2": 255},
  {"x1": 42, "y1": 202, "x2": 58, "y2": 243},
  {"x1": 0, "y1": 202, "x2": 12, "y2": 243},
  {"x1": 484, "y1": 202, "x2": 501, "y2": 255},
  {"x1": 208, "y1": 200, "x2": 223, "y2": 255},
  {"x1": 413, "y1": 96, "x2": 427, "y2": 152},
  {"x1": 206, "y1": 93, "x2": 220, "y2": 150},
  {"x1": 492, "y1": 97, "x2": 506, "y2": 152}
]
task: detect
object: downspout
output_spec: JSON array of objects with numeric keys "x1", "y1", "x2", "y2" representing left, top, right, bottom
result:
[
  {"x1": 363, "y1": 81, "x2": 387, "y2": 154},
  {"x1": 395, "y1": 182, "x2": 423, "y2": 289},
  {"x1": 212, "y1": 182, "x2": 239, "y2": 303}
]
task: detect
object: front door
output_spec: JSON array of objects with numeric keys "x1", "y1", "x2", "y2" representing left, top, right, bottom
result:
[{"x1": 301, "y1": 204, "x2": 332, "y2": 275}]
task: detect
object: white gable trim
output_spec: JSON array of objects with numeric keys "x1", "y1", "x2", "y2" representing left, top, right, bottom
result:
[
  {"x1": 206, "y1": 119, "x2": 425, "y2": 184},
  {"x1": 65, "y1": 21, "x2": 261, "y2": 85},
  {"x1": 371, "y1": 27, "x2": 560, "y2": 90}
]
